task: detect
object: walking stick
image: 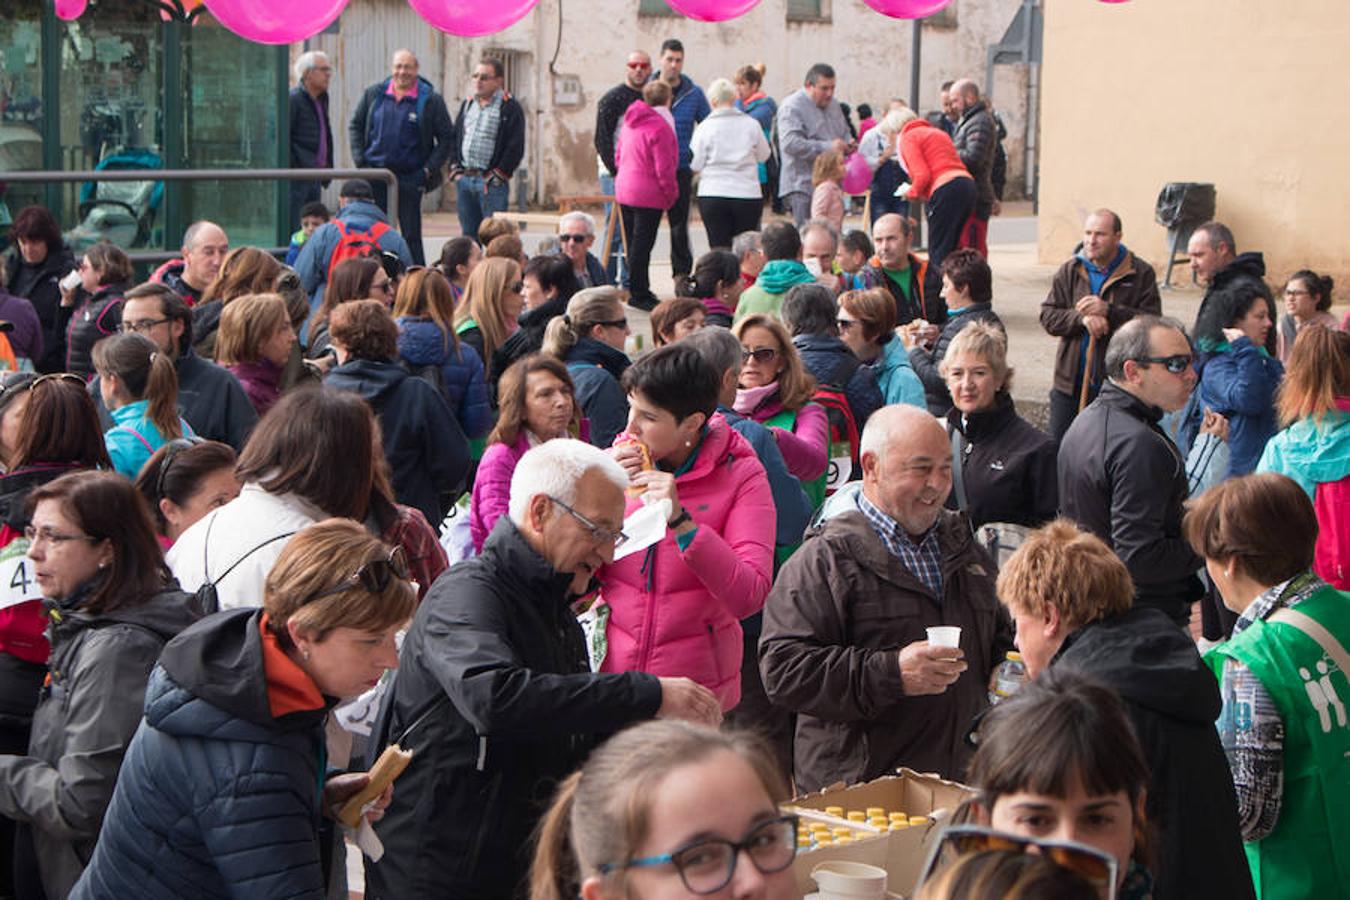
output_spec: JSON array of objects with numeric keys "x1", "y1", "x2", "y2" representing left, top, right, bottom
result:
[{"x1": 1078, "y1": 332, "x2": 1098, "y2": 412}]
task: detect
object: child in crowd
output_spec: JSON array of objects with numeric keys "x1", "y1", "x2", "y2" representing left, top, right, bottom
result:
[
  {"x1": 836, "y1": 228, "x2": 874, "y2": 291},
  {"x1": 810, "y1": 150, "x2": 846, "y2": 233},
  {"x1": 284, "y1": 201, "x2": 329, "y2": 266}
]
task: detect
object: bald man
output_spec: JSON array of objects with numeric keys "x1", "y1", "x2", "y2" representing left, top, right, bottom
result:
[
  {"x1": 760, "y1": 404, "x2": 1012, "y2": 788},
  {"x1": 349, "y1": 49, "x2": 453, "y2": 265},
  {"x1": 948, "y1": 79, "x2": 997, "y2": 255}
]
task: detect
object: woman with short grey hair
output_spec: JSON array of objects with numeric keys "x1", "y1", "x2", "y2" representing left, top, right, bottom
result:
[{"x1": 689, "y1": 78, "x2": 771, "y2": 251}]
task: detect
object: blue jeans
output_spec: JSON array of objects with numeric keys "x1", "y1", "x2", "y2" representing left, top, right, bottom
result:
[
  {"x1": 455, "y1": 174, "x2": 510, "y2": 241},
  {"x1": 599, "y1": 172, "x2": 627, "y2": 286}
]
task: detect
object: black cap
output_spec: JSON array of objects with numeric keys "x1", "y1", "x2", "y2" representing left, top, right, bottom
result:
[{"x1": 340, "y1": 179, "x2": 374, "y2": 200}]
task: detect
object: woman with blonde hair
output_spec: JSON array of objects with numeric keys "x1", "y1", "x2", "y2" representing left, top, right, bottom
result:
[
  {"x1": 192, "y1": 246, "x2": 284, "y2": 358},
  {"x1": 810, "y1": 149, "x2": 846, "y2": 233},
  {"x1": 468, "y1": 355, "x2": 580, "y2": 551},
  {"x1": 93, "y1": 333, "x2": 193, "y2": 479},
  {"x1": 542, "y1": 287, "x2": 632, "y2": 449},
  {"x1": 215, "y1": 293, "x2": 297, "y2": 417},
  {"x1": 1257, "y1": 327, "x2": 1350, "y2": 588},
  {"x1": 453, "y1": 256, "x2": 524, "y2": 386},
  {"x1": 530, "y1": 720, "x2": 795, "y2": 900},
  {"x1": 689, "y1": 76, "x2": 771, "y2": 250},
  {"x1": 732, "y1": 313, "x2": 827, "y2": 488},
  {"x1": 393, "y1": 268, "x2": 491, "y2": 440},
  {"x1": 73, "y1": 518, "x2": 414, "y2": 899}
]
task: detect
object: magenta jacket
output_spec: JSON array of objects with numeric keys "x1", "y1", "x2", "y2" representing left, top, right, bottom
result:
[
  {"x1": 615, "y1": 102, "x2": 679, "y2": 211},
  {"x1": 740, "y1": 390, "x2": 830, "y2": 482},
  {"x1": 598, "y1": 415, "x2": 775, "y2": 710},
  {"x1": 469, "y1": 431, "x2": 531, "y2": 552}
]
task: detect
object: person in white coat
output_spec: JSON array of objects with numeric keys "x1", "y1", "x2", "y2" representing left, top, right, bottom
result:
[{"x1": 690, "y1": 78, "x2": 771, "y2": 251}]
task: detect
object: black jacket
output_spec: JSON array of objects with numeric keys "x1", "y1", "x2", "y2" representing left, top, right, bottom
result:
[
  {"x1": 489, "y1": 292, "x2": 567, "y2": 393},
  {"x1": 289, "y1": 86, "x2": 333, "y2": 175},
  {"x1": 449, "y1": 93, "x2": 527, "y2": 180},
  {"x1": 909, "y1": 303, "x2": 1004, "y2": 416},
  {"x1": 151, "y1": 259, "x2": 206, "y2": 307},
  {"x1": 365, "y1": 519, "x2": 662, "y2": 899},
  {"x1": 952, "y1": 101, "x2": 997, "y2": 214},
  {"x1": 1058, "y1": 382, "x2": 1204, "y2": 617},
  {"x1": 595, "y1": 83, "x2": 644, "y2": 176},
  {"x1": 1052, "y1": 608, "x2": 1254, "y2": 900},
  {"x1": 4, "y1": 244, "x2": 75, "y2": 373},
  {"x1": 1195, "y1": 252, "x2": 1277, "y2": 356},
  {"x1": 792, "y1": 332, "x2": 884, "y2": 432},
  {"x1": 0, "y1": 578, "x2": 201, "y2": 900},
  {"x1": 564, "y1": 337, "x2": 631, "y2": 450},
  {"x1": 72, "y1": 608, "x2": 335, "y2": 900},
  {"x1": 349, "y1": 77, "x2": 453, "y2": 190},
  {"x1": 945, "y1": 393, "x2": 1057, "y2": 528},
  {"x1": 325, "y1": 358, "x2": 468, "y2": 527},
  {"x1": 65, "y1": 282, "x2": 126, "y2": 379}
]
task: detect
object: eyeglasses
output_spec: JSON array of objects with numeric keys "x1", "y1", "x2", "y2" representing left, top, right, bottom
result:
[
  {"x1": 600, "y1": 815, "x2": 798, "y2": 895},
  {"x1": 509, "y1": 281, "x2": 525, "y2": 294},
  {"x1": 118, "y1": 317, "x2": 171, "y2": 334},
  {"x1": 597, "y1": 318, "x2": 628, "y2": 330},
  {"x1": 310, "y1": 546, "x2": 411, "y2": 602},
  {"x1": 1283, "y1": 288, "x2": 1310, "y2": 297},
  {"x1": 917, "y1": 825, "x2": 1118, "y2": 900},
  {"x1": 24, "y1": 525, "x2": 100, "y2": 547},
  {"x1": 836, "y1": 318, "x2": 859, "y2": 333},
  {"x1": 559, "y1": 233, "x2": 589, "y2": 243},
  {"x1": 740, "y1": 346, "x2": 778, "y2": 364},
  {"x1": 1134, "y1": 353, "x2": 1192, "y2": 374},
  {"x1": 548, "y1": 495, "x2": 628, "y2": 548},
  {"x1": 373, "y1": 280, "x2": 394, "y2": 295}
]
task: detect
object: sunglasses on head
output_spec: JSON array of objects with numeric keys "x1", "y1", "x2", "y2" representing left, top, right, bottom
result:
[
  {"x1": 154, "y1": 437, "x2": 205, "y2": 499},
  {"x1": 1134, "y1": 353, "x2": 1192, "y2": 374},
  {"x1": 740, "y1": 346, "x2": 778, "y2": 364},
  {"x1": 0, "y1": 372, "x2": 84, "y2": 399},
  {"x1": 310, "y1": 546, "x2": 411, "y2": 602},
  {"x1": 916, "y1": 825, "x2": 1118, "y2": 899}
]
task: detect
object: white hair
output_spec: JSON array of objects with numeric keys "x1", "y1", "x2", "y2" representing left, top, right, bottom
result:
[
  {"x1": 879, "y1": 107, "x2": 917, "y2": 137},
  {"x1": 293, "y1": 51, "x2": 329, "y2": 86},
  {"x1": 859, "y1": 404, "x2": 942, "y2": 460},
  {"x1": 558, "y1": 211, "x2": 596, "y2": 236},
  {"x1": 508, "y1": 439, "x2": 629, "y2": 527},
  {"x1": 707, "y1": 78, "x2": 736, "y2": 107}
]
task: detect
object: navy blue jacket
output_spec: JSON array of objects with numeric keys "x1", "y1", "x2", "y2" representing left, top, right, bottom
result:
[
  {"x1": 653, "y1": 74, "x2": 710, "y2": 170},
  {"x1": 71, "y1": 609, "x2": 333, "y2": 900},
  {"x1": 349, "y1": 76, "x2": 453, "y2": 188},
  {"x1": 718, "y1": 405, "x2": 812, "y2": 548},
  {"x1": 1197, "y1": 337, "x2": 1283, "y2": 477},
  {"x1": 564, "y1": 337, "x2": 630, "y2": 450},
  {"x1": 791, "y1": 332, "x2": 884, "y2": 432},
  {"x1": 396, "y1": 316, "x2": 493, "y2": 440},
  {"x1": 908, "y1": 303, "x2": 1004, "y2": 416},
  {"x1": 289, "y1": 86, "x2": 333, "y2": 174},
  {"x1": 327, "y1": 358, "x2": 468, "y2": 527}
]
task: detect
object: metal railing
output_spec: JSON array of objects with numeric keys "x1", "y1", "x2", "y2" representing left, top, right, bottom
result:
[{"x1": 0, "y1": 166, "x2": 400, "y2": 266}]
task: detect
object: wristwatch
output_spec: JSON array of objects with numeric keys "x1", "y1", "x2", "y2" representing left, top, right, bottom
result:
[{"x1": 667, "y1": 509, "x2": 692, "y2": 530}]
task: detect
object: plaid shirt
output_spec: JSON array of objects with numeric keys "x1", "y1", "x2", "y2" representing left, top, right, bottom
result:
[
  {"x1": 858, "y1": 492, "x2": 943, "y2": 597},
  {"x1": 461, "y1": 90, "x2": 503, "y2": 171}
]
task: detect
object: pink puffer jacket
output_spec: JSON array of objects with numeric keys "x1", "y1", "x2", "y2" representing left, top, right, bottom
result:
[
  {"x1": 598, "y1": 414, "x2": 775, "y2": 710},
  {"x1": 615, "y1": 101, "x2": 679, "y2": 211},
  {"x1": 469, "y1": 431, "x2": 531, "y2": 552}
]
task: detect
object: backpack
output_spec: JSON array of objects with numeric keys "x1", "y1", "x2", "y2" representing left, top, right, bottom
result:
[
  {"x1": 401, "y1": 358, "x2": 449, "y2": 403},
  {"x1": 327, "y1": 219, "x2": 391, "y2": 280},
  {"x1": 194, "y1": 511, "x2": 296, "y2": 615},
  {"x1": 1314, "y1": 475, "x2": 1350, "y2": 590},
  {"x1": 812, "y1": 353, "x2": 863, "y2": 497}
]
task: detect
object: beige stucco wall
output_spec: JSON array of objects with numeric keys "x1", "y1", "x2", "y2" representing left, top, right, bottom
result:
[
  {"x1": 1038, "y1": 0, "x2": 1350, "y2": 286},
  {"x1": 304, "y1": 0, "x2": 1031, "y2": 207}
]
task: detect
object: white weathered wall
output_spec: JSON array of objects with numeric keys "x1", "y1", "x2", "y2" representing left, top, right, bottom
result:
[{"x1": 299, "y1": 0, "x2": 1029, "y2": 208}]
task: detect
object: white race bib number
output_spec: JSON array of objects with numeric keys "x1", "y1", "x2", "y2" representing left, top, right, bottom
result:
[
  {"x1": 825, "y1": 455, "x2": 853, "y2": 494},
  {"x1": 0, "y1": 545, "x2": 42, "y2": 612}
]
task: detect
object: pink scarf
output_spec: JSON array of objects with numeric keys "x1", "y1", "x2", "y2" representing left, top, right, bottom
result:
[{"x1": 733, "y1": 381, "x2": 780, "y2": 416}]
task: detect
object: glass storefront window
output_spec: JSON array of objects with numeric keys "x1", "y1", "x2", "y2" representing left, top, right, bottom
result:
[{"x1": 0, "y1": 0, "x2": 46, "y2": 227}]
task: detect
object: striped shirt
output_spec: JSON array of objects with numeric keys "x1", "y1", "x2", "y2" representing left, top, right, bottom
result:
[
  {"x1": 858, "y1": 492, "x2": 943, "y2": 597},
  {"x1": 461, "y1": 91, "x2": 503, "y2": 171}
]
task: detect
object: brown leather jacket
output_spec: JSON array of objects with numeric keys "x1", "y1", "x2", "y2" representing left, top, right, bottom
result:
[
  {"x1": 1040, "y1": 250, "x2": 1161, "y2": 397},
  {"x1": 759, "y1": 509, "x2": 1012, "y2": 792}
]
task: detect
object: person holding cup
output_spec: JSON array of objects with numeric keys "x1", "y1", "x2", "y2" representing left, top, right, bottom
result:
[{"x1": 760, "y1": 404, "x2": 1012, "y2": 790}]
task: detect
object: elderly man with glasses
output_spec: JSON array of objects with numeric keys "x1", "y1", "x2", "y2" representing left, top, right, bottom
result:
[
  {"x1": 288, "y1": 50, "x2": 334, "y2": 232},
  {"x1": 1058, "y1": 315, "x2": 1206, "y2": 626},
  {"x1": 557, "y1": 211, "x2": 612, "y2": 288},
  {"x1": 366, "y1": 438, "x2": 720, "y2": 900}
]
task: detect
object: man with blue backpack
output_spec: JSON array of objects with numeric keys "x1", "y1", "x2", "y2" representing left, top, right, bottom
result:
[{"x1": 349, "y1": 49, "x2": 453, "y2": 266}]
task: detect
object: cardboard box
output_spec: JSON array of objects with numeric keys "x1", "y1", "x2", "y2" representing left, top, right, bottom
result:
[{"x1": 785, "y1": 769, "x2": 975, "y2": 899}]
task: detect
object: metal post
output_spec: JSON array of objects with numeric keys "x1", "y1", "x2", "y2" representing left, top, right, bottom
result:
[
  {"x1": 40, "y1": 5, "x2": 63, "y2": 214},
  {"x1": 163, "y1": 19, "x2": 185, "y2": 249},
  {"x1": 909, "y1": 19, "x2": 922, "y2": 112},
  {"x1": 274, "y1": 46, "x2": 292, "y2": 246}
]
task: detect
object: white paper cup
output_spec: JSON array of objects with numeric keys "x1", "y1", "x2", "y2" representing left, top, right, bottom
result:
[
  {"x1": 811, "y1": 860, "x2": 888, "y2": 900},
  {"x1": 926, "y1": 626, "x2": 962, "y2": 648}
]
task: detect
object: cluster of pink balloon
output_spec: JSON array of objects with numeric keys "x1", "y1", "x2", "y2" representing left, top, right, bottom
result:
[{"x1": 663, "y1": 0, "x2": 952, "y2": 20}]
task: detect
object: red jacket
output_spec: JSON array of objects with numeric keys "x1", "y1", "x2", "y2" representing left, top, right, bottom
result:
[{"x1": 615, "y1": 102, "x2": 679, "y2": 211}]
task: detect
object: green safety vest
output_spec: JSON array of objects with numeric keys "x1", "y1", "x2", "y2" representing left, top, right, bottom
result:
[{"x1": 1204, "y1": 584, "x2": 1350, "y2": 899}]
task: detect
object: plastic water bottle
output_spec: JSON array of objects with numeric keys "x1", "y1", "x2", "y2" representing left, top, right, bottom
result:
[{"x1": 988, "y1": 651, "x2": 1026, "y2": 705}]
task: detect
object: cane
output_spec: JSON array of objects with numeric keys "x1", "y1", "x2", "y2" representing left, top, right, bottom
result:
[{"x1": 1078, "y1": 332, "x2": 1098, "y2": 412}]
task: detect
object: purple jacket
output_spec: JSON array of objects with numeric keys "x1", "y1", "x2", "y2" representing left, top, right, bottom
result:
[
  {"x1": 469, "y1": 431, "x2": 530, "y2": 552},
  {"x1": 224, "y1": 359, "x2": 284, "y2": 418},
  {"x1": 0, "y1": 290, "x2": 42, "y2": 364},
  {"x1": 615, "y1": 102, "x2": 679, "y2": 210}
]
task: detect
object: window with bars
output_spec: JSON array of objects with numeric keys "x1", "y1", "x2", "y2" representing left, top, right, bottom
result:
[{"x1": 787, "y1": 0, "x2": 829, "y2": 21}]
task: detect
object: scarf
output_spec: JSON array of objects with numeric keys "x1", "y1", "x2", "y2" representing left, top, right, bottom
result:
[{"x1": 733, "y1": 381, "x2": 780, "y2": 415}]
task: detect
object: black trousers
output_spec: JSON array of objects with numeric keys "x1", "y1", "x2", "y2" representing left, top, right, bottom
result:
[
  {"x1": 621, "y1": 204, "x2": 665, "y2": 308},
  {"x1": 0, "y1": 654, "x2": 45, "y2": 900},
  {"x1": 665, "y1": 169, "x2": 694, "y2": 278},
  {"x1": 371, "y1": 173, "x2": 427, "y2": 266},
  {"x1": 923, "y1": 176, "x2": 976, "y2": 305},
  {"x1": 697, "y1": 195, "x2": 762, "y2": 251}
]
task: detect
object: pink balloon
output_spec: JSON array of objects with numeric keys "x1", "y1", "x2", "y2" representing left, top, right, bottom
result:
[
  {"x1": 54, "y1": 0, "x2": 88, "y2": 21},
  {"x1": 841, "y1": 152, "x2": 871, "y2": 195},
  {"x1": 664, "y1": 0, "x2": 761, "y2": 23},
  {"x1": 407, "y1": 0, "x2": 539, "y2": 36},
  {"x1": 860, "y1": 0, "x2": 951, "y2": 19},
  {"x1": 203, "y1": 0, "x2": 348, "y2": 44}
]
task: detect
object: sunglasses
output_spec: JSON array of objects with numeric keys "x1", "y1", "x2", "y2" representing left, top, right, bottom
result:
[
  {"x1": 0, "y1": 372, "x2": 84, "y2": 398},
  {"x1": 596, "y1": 318, "x2": 628, "y2": 330},
  {"x1": 601, "y1": 815, "x2": 797, "y2": 895},
  {"x1": 627, "y1": 61, "x2": 652, "y2": 69},
  {"x1": 740, "y1": 346, "x2": 778, "y2": 364},
  {"x1": 559, "y1": 233, "x2": 589, "y2": 243},
  {"x1": 310, "y1": 546, "x2": 411, "y2": 602},
  {"x1": 510, "y1": 281, "x2": 525, "y2": 294},
  {"x1": 1134, "y1": 353, "x2": 1192, "y2": 374},
  {"x1": 916, "y1": 825, "x2": 1118, "y2": 899}
]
